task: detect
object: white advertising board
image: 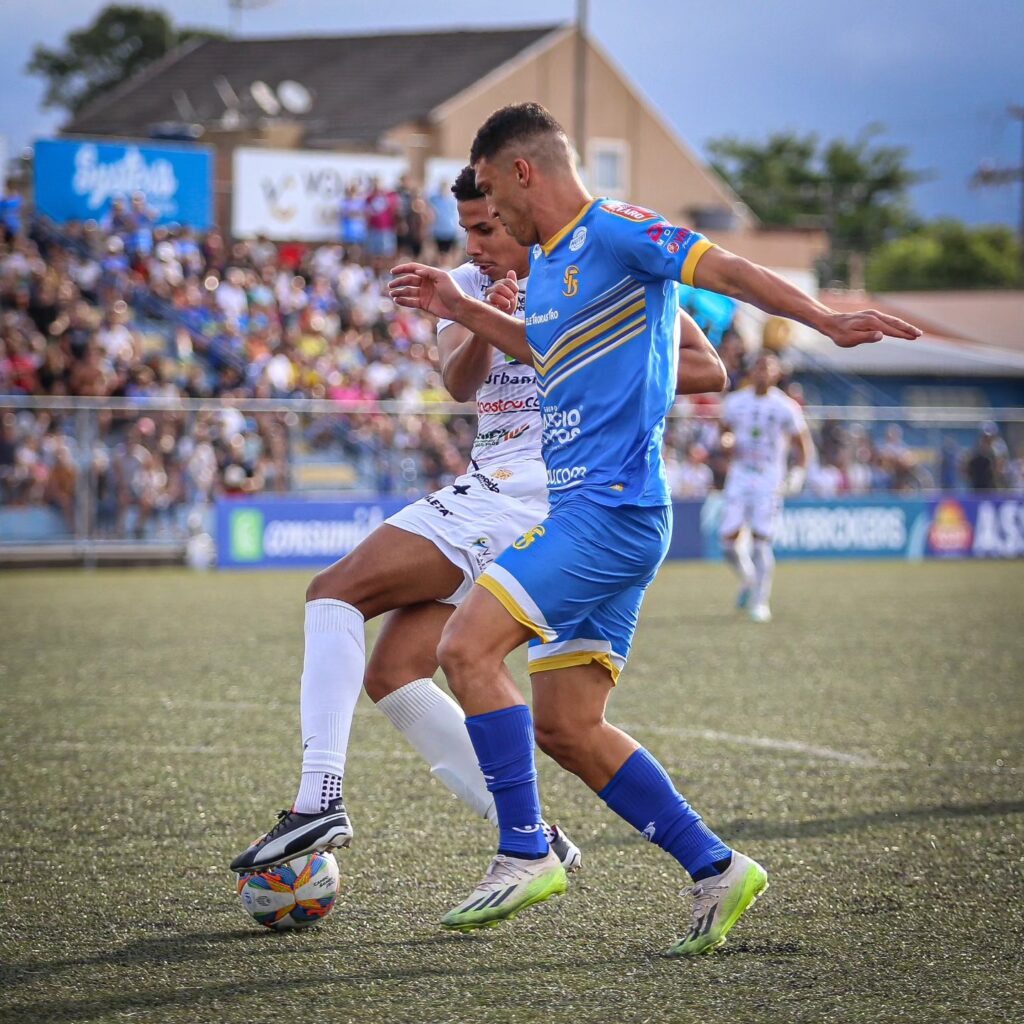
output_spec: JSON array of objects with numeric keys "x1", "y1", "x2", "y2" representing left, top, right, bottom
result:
[{"x1": 232, "y1": 148, "x2": 405, "y2": 241}]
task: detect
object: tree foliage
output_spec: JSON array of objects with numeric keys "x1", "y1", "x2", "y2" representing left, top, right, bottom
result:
[
  {"x1": 708, "y1": 127, "x2": 923, "y2": 284},
  {"x1": 866, "y1": 220, "x2": 1022, "y2": 291},
  {"x1": 26, "y1": 5, "x2": 223, "y2": 116}
]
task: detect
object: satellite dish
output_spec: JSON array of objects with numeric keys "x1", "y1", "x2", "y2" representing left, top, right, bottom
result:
[
  {"x1": 250, "y1": 80, "x2": 280, "y2": 116},
  {"x1": 277, "y1": 80, "x2": 313, "y2": 115}
]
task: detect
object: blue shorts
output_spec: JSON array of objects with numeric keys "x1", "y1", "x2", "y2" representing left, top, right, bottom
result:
[{"x1": 477, "y1": 493, "x2": 671, "y2": 683}]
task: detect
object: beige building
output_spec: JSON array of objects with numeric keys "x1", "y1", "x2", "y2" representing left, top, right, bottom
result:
[{"x1": 63, "y1": 24, "x2": 824, "y2": 273}]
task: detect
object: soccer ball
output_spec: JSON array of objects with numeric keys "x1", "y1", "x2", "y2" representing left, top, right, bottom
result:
[{"x1": 237, "y1": 852, "x2": 340, "y2": 930}]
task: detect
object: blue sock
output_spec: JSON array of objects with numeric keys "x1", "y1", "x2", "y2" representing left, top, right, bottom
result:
[
  {"x1": 464, "y1": 705, "x2": 547, "y2": 859},
  {"x1": 598, "y1": 748, "x2": 732, "y2": 880}
]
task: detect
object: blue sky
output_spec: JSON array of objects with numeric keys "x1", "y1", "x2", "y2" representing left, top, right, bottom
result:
[{"x1": 2, "y1": 0, "x2": 1022, "y2": 226}]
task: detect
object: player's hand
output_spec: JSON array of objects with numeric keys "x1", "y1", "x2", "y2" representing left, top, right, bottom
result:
[
  {"x1": 389, "y1": 263, "x2": 465, "y2": 320},
  {"x1": 485, "y1": 270, "x2": 518, "y2": 315},
  {"x1": 821, "y1": 310, "x2": 922, "y2": 348},
  {"x1": 784, "y1": 465, "x2": 806, "y2": 496}
]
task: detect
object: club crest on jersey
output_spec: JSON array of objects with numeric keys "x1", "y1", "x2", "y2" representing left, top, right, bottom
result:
[
  {"x1": 512, "y1": 525, "x2": 546, "y2": 550},
  {"x1": 562, "y1": 265, "x2": 580, "y2": 297},
  {"x1": 569, "y1": 225, "x2": 587, "y2": 252},
  {"x1": 601, "y1": 201, "x2": 658, "y2": 223}
]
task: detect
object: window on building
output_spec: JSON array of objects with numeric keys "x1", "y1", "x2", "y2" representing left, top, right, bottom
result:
[{"x1": 587, "y1": 139, "x2": 629, "y2": 198}]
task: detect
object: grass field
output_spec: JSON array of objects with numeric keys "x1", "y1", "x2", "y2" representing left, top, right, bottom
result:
[{"x1": 1, "y1": 561, "x2": 1022, "y2": 1024}]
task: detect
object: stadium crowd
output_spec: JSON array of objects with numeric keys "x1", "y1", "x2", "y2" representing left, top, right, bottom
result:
[{"x1": 1, "y1": 189, "x2": 1020, "y2": 539}]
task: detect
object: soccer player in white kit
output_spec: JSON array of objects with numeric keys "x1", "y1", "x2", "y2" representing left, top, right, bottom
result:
[
  {"x1": 231, "y1": 168, "x2": 726, "y2": 873},
  {"x1": 719, "y1": 351, "x2": 813, "y2": 623}
]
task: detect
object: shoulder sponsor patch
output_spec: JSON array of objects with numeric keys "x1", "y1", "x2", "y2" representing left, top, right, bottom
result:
[{"x1": 600, "y1": 201, "x2": 659, "y2": 223}]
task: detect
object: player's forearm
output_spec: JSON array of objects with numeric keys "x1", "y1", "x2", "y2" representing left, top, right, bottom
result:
[
  {"x1": 450, "y1": 295, "x2": 533, "y2": 365},
  {"x1": 439, "y1": 326, "x2": 492, "y2": 401},
  {"x1": 694, "y1": 249, "x2": 834, "y2": 334}
]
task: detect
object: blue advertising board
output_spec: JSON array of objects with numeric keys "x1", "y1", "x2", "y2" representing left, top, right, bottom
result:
[
  {"x1": 215, "y1": 494, "x2": 1024, "y2": 570},
  {"x1": 216, "y1": 497, "x2": 407, "y2": 569},
  {"x1": 34, "y1": 138, "x2": 213, "y2": 227}
]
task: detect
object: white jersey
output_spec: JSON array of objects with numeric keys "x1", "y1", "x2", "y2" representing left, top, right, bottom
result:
[
  {"x1": 438, "y1": 262, "x2": 541, "y2": 470},
  {"x1": 721, "y1": 386, "x2": 806, "y2": 490}
]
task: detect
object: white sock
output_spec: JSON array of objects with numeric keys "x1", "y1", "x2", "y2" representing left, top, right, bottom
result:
[
  {"x1": 722, "y1": 536, "x2": 754, "y2": 587},
  {"x1": 751, "y1": 538, "x2": 776, "y2": 606},
  {"x1": 376, "y1": 678, "x2": 498, "y2": 826},
  {"x1": 294, "y1": 599, "x2": 365, "y2": 814}
]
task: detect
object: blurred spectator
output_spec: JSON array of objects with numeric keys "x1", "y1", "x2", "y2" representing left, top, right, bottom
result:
[
  {"x1": 965, "y1": 427, "x2": 1007, "y2": 491},
  {"x1": 429, "y1": 181, "x2": 460, "y2": 260},
  {"x1": 365, "y1": 178, "x2": 398, "y2": 258}
]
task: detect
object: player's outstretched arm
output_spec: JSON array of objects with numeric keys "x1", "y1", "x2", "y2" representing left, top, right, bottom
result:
[
  {"x1": 438, "y1": 323, "x2": 492, "y2": 401},
  {"x1": 389, "y1": 263, "x2": 533, "y2": 365},
  {"x1": 692, "y1": 248, "x2": 922, "y2": 349},
  {"x1": 676, "y1": 310, "x2": 727, "y2": 394}
]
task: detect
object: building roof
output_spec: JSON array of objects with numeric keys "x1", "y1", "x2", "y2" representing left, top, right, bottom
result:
[
  {"x1": 64, "y1": 25, "x2": 564, "y2": 146},
  {"x1": 788, "y1": 289, "x2": 1024, "y2": 378}
]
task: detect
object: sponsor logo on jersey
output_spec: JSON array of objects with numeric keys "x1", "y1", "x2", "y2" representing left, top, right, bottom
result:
[
  {"x1": 666, "y1": 241, "x2": 680, "y2": 254},
  {"x1": 601, "y1": 201, "x2": 658, "y2": 223},
  {"x1": 569, "y1": 225, "x2": 588, "y2": 252},
  {"x1": 471, "y1": 472, "x2": 501, "y2": 493},
  {"x1": 492, "y1": 469, "x2": 513, "y2": 480},
  {"x1": 562, "y1": 265, "x2": 580, "y2": 297},
  {"x1": 532, "y1": 244, "x2": 543, "y2": 260},
  {"x1": 483, "y1": 370, "x2": 535, "y2": 387},
  {"x1": 542, "y1": 407, "x2": 582, "y2": 445},
  {"x1": 512, "y1": 525, "x2": 546, "y2": 550},
  {"x1": 547, "y1": 465, "x2": 588, "y2": 487},
  {"x1": 526, "y1": 308, "x2": 560, "y2": 326},
  {"x1": 477, "y1": 397, "x2": 540, "y2": 414}
]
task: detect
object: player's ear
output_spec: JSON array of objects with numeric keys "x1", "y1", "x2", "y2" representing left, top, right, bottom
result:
[{"x1": 513, "y1": 158, "x2": 531, "y2": 188}]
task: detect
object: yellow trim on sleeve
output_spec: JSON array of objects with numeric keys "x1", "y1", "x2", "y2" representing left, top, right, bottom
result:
[
  {"x1": 476, "y1": 574, "x2": 552, "y2": 643},
  {"x1": 541, "y1": 199, "x2": 599, "y2": 257},
  {"x1": 680, "y1": 239, "x2": 715, "y2": 287},
  {"x1": 527, "y1": 650, "x2": 622, "y2": 684}
]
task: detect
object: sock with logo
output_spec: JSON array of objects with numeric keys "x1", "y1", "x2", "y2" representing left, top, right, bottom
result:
[
  {"x1": 598, "y1": 748, "x2": 732, "y2": 881},
  {"x1": 294, "y1": 599, "x2": 365, "y2": 814},
  {"x1": 722, "y1": 536, "x2": 755, "y2": 588},
  {"x1": 375, "y1": 678, "x2": 497, "y2": 825},
  {"x1": 464, "y1": 705, "x2": 547, "y2": 858},
  {"x1": 751, "y1": 537, "x2": 776, "y2": 606}
]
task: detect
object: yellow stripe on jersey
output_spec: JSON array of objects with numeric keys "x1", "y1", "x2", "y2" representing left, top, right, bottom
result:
[
  {"x1": 540, "y1": 199, "x2": 599, "y2": 257},
  {"x1": 680, "y1": 238, "x2": 715, "y2": 287},
  {"x1": 537, "y1": 318, "x2": 647, "y2": 397},
  {"x1": 534, "y1": 296, "x2": 646, "y2": 375}
]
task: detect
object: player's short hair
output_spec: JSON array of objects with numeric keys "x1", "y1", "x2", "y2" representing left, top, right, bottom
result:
[
  {"x1": 470, "y1": 103, "x2": 570, "y2": 167},
  {"x1": 451, "y1": 166, "x2": 484, "y2": 203}
]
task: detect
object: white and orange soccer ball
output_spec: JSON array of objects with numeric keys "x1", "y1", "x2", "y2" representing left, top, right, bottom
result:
[{"x1": 236, "y1": 852, "x2": 340, "y2": 930}]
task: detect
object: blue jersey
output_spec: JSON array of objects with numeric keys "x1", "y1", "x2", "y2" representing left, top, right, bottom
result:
[{"x1": 524, "y1": 199, "x2": 713, "y2": 507}]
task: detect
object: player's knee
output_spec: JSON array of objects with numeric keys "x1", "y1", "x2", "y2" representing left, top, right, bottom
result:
[
  {"x1": 534, "y1": 719, "x2": 588, "y2": 773},
  {"x1": 305, "y1": 558, "x2": 368, "y2": 608},
  {"x1": 436, "y1": 622, "x2": 478, "y2": 692}
]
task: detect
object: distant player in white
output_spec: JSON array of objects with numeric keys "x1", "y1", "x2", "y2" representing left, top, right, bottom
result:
[
  {"x1": 719, "y1": 351, "x2": 813, "y2": 622},
  {"x1": 232, "y1": 168, "x2": 727, "y2": 873}
]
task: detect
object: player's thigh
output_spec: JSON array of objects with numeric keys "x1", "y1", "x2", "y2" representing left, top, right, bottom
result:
[
  {"x1": 306, "y1": 524, "x2": 463, "y2": 619},
  {"x1": 363, "y1": 601, "x2": 452, "y2": 702},
  {"x1": 750, "y1": 490, "x2": 782, "y2": 541},
  {"x1": 719, "y1": 489, "x2": 751, "y2": 539}
]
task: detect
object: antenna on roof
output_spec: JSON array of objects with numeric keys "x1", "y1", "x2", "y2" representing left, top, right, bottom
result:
[
  {"x1": 250, "y1": 81, "x2": 280, "y2": 116},
  {"x1": 277, "y1": 80, "x2": 313, "y2": 115}
]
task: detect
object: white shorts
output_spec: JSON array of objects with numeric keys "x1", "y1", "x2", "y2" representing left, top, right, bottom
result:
[
  {"x1": 719, "y1": 485, "x2": 782, "y2": 541},
  {"x1": 385, "y1": 459, "x2": 549, "y2": 605}
]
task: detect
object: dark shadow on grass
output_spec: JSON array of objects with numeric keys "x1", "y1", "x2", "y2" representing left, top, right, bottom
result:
[
  {"x1": 585, "y1": 799, "x2": 1024, "y2": 849},
  {"x1": 3, "y1": 949, "x2": 654, "y2": 1023},
  {"x1": 721, "y1": 798, "x2": 1024, "y2": 841}
]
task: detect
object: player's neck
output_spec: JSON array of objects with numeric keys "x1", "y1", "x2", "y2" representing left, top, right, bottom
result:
[
  {"x1": 754, "y1": 384, "x2": 770, "y2": 396},
  {"x1": 534, "y1": 179, "x2": 593, "y2": 249}
]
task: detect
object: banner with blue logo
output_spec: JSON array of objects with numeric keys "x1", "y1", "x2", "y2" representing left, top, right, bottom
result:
[
  {"x1": 34, "y1": 138, "x2": 213, "y2": 227},
  {"x1": 216, "y1": 497, "x2": 407, "y2": 569}
]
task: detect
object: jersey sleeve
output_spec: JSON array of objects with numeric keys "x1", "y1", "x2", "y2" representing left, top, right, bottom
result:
[
  {"x1": 436, "y1": 263, "x2": 483, "y2": 336},
  {"x1": 597, "y1": 201, "x2": 715, "y2": 287}
]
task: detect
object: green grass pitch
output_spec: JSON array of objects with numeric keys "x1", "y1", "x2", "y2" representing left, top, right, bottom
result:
[{"x1": 1, "y1": 561, "x2": 1022, "y2": 1024}]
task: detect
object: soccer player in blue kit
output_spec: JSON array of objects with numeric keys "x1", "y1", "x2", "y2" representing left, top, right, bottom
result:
[{"x1": 389, "y1": 103, "x2": 921, "y2": 955}]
